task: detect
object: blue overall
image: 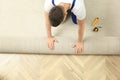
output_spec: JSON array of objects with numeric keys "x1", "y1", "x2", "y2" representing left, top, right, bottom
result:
[{"x1": 52, "y1": 0, "x2": 77, "y2": 24}]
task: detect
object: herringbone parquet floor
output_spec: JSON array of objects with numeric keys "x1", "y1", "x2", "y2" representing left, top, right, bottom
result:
[{"x1": 0, "y1": 54, "x2": 120, "y2": 80}]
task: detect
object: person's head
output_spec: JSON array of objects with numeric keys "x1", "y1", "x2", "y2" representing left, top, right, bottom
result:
[{"x1": 49, "y1": 6, "x2": 68, "y2": 27}]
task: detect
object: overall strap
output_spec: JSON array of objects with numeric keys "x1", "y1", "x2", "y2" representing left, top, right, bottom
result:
[
  {"x1": 52, "y1": 0, "x2": 55, "y2": 6},
  {"x1": 52, "y1": 0, "x2": 76, "y2": 9},
  {"x1": 71, "y1": 0, "x2": 76, "y2": 10}
]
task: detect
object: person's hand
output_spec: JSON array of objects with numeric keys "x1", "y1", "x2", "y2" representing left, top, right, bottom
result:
[
  {"x1": 72, "y1": 41, "x2": 84, "y2": 54},
  {"x1": 47, "y1": 37, "x2": 58, "y2": 50}
]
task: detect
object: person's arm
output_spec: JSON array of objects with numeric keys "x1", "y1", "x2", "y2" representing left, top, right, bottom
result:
[
  {"x1": 73, "y1": 19, "x2": 85, "y2": 54},
  {"x1": 77, "y1": 19, "x2": 85, "y2": 42},
  {"x1": 44, "y1": 11, "x2": 52, "y2": 38},
  {"x1": 44, "y1": 11, "x2": 58, "y2": 50}
]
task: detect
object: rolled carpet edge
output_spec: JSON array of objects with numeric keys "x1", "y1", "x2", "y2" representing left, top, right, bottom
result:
[
  {"x1": 0, "y1": 36, "x2": 119, "y2": 54},
  {"x1": 84, "y1": 36, "x2": 120, "y2": 54}
]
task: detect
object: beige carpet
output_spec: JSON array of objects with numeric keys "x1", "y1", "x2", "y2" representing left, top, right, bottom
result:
[
  {"x1": 0, "y1": 54, "x2": 120, "y2": 80},
  {"x1": 0, "y1": 0, "x2": 120, "y2": 54}
]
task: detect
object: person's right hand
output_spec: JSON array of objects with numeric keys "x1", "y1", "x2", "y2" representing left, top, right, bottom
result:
[{"x1": 47, "y1": 37, "x2": 58, "y2": 50}]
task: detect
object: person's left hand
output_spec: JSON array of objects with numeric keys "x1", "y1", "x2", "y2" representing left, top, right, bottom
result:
[{"x1": 72, "y1": 41, "x2": 84, "y2": 54}]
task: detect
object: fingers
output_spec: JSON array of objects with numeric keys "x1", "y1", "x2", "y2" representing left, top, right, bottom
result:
[
  {"x1": 54, "y1": 39, "x2": 59, "y2": 43},
  {"x1": 72, "y1": 42, "x2": 84, "y2": 54},
  {"x1": 74, "y1": 46, "x2": 83, "y2": 54},
  {"x1": 48, "y1": 43, "x2": 54, "y2": 50},
  {"x1": 51, "y1": 39, "x2": 59, "y2": 50},
  {"x1": 81, "y1": 47, "x2": 84, "y2": 52},
  {"x1": 47, "y1": 38, "x2": 58, "y2": 50},
  {"x1": 51, "y1": 41, "x2": 54, "y2": 50},
  {"x1": 76, "y1": 48, "x2": 82, "y2": 54},
  {"x1": 47, "y1": 41, "x2": 54, "y2": 50},
  {"x1": 50, "y1": 41, "x2": 54, "y2": 50}
]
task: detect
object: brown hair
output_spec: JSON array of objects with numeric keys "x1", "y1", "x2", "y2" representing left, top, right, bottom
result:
[{"x1": 49, "y1": 6, "x2": 64, "y2": 27}]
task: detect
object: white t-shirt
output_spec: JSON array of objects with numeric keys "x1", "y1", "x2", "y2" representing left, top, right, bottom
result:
[{"x1": 44, "y1": 0, "x2": 86, "y2": 20}]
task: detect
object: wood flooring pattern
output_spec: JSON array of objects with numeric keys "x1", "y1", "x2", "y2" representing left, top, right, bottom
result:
[{"x1": 0, "y1": 54, "x2": 120, "y2": 80}]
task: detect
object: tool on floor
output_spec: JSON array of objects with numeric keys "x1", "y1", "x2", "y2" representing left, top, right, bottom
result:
[
  {"x1": 91, "y1": 17, "x2": 103, "y2": 32},
  {"x1": 93, "y1": 27, "x2": 99, "y2": 32},
  {"x1": 93, "y1": 25, "x2": 103, "y2": 32},
  {"x1": 91, "y1": 17, "x2": 99, "y2": 26}
]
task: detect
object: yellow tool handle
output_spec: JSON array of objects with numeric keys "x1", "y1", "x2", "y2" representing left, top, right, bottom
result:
[{"x1": 91, "y1": 17, "x2": 99, "y2": 26}]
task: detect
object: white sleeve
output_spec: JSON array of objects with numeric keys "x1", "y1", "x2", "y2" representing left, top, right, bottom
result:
[
  {"x1": 44, "y1": 0, "x2": 54, "y2": 12},
  {"x1": 73, "y1": 0, "x2": 86, "y2": 20},
  {"x1": 76, "y1": 6, "x2": 86, "y2": 20}
]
